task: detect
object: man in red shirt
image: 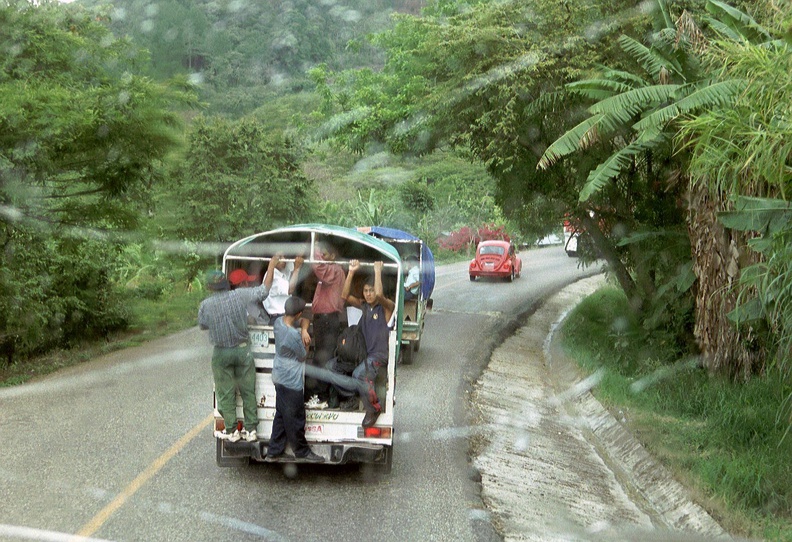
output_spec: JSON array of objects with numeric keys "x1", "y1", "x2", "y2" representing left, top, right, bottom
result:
[{"x1": 294, "y1": 240, "x2": 346, "y2": 400}]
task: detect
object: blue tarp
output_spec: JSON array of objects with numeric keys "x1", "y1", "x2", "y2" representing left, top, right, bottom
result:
[{"x1": 361, "y1": 226, "x2": 435, "y2": 300}]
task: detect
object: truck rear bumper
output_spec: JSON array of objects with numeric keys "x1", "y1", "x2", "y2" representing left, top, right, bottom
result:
[{"x1": 219, "y1": 439, "x2": 390, "y2": 466}]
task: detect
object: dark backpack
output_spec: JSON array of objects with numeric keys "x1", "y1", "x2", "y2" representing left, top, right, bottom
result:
[{"x1": 335, "y1": 325, "x2": 367, "y2": 372}]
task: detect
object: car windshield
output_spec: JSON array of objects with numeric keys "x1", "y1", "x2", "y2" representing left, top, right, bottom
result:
[
  {"x1": 480, "y1": 245, "x2": 505, "y2": 256},
  {"x1": 5, "y1": 1, "x2": 788, "y2": 541}
]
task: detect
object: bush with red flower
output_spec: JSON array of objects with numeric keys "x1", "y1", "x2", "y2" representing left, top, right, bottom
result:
[{"x1": 438, "y1": 223, "x2": 511, "y2": 255}]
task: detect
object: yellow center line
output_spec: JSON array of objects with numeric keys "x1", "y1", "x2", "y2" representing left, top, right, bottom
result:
[{"x1": 74, "y1": 413, "x2": 214, "y2": 540}]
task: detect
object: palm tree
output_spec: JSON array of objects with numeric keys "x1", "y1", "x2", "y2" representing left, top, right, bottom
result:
[
  {"x1": 678, "y1": 7, "x2": 791, "y2": 378},
  {"x1": 537, "y1": 0, "x2": 778, "y2": 377}
]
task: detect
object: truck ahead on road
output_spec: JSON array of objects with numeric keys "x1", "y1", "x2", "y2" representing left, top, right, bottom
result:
[
  {"x1": 213, "y1": 224, "x2": 403, "y2": 473},
  {"x1": 358, "y1": 226, "x2": 435, "y2": 365}
]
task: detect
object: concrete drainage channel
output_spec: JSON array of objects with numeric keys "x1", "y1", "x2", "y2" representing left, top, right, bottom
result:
[{"x1": 471, "y1": 275, "x2": 729, "y2": 542}]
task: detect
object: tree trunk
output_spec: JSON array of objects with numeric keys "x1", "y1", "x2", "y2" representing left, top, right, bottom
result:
[
  {"x1": 579, "y1": 212, "x2": 641, "y2": 313},
  {"x1": 687, "y1": 185, "x2": 764, "y2": 380}
]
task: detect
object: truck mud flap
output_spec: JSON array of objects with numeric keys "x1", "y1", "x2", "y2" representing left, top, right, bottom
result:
[{"x1": 220, "y1": 439, "x2": 265, "y2": 461}]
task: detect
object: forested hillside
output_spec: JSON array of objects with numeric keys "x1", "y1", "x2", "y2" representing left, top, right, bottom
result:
[
  {"x1": 4, "y1": 0, "x2": 790, "y2": 380},
  {"x1": 78, "y1": 0, "x2": 422, "y2": 116}
]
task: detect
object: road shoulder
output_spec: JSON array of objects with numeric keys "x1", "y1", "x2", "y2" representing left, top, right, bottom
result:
[{"x1": 471, "y1": 275, "x2": 728, "y2": 541}]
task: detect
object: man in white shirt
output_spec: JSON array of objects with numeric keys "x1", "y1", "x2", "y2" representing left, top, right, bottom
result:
[
  {"x1": 403, "y1": 254, "x2": 421, "y2": 301},
  {"x1": 262, "y1": 254, "x2": 294, "y2": 324}
]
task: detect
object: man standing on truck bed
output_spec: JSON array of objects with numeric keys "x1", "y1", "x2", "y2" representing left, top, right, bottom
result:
[
  {"x1": 342, "y1": 260, "x2": 395, "y2": 428},
  {"x1": 295, "y1": 239, "x2": 346, "y2": 401},
  {"x1": 198, "y1": 270, "x2": 269, "y2": 443},
  {"x1": 267, "y1": 296, "x2": 324, "y2": 463},
  {"x1": 262, "y1": 253, "x2": 294, "y2": 324}
]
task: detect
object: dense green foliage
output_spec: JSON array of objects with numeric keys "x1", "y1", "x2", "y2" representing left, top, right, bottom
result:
[
  {"x1": 562, "y1": 286, "x2": 792, "y2": 539},
  {"x1": 305, "y1": 148, "x2": 510, "y2": 251},
  {"x1": 679, "y1": 20, "x2": 792, "y2": 372},
  {"x1": 311, "y1": 0, "x2": 791, "y2": 380},
  {"x1": 162, "y1": 115, "x2": 314, "y2": 244},
  {"x1": 310, "y1": 0, "x2": 698, "y2": 343},
  {"x1": 0, "y1": 0, "x2": 194, "y2": 358},
  {"x1": 3, "y1": 0, "x2": 788, "y2": 384},
  {"x1": 0, "y1": 0, "x2": 499, "y2": 365}
]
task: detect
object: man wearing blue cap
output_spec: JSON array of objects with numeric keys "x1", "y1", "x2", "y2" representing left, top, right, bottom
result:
[{"x1": 198, "y1": 270, "x2": 269, "y2": 443}]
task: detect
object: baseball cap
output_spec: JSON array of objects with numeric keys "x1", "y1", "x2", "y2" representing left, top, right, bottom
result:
[{"x1": 228, "y1": 268, "x2": 248, "y2": 286}]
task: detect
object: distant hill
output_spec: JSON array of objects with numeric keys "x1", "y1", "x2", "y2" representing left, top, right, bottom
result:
[{"x1": 77, "y1": 0, "x2": 419, "y2": 114}]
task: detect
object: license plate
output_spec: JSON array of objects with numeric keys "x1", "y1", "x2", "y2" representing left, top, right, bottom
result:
[{"x1": 250, "y1": 330, "x2": 269, "y2": 348}]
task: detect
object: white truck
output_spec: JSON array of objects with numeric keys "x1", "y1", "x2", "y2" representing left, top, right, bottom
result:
[{"x1": 213, "y1": 225, "x2": 403, "y2": 473}]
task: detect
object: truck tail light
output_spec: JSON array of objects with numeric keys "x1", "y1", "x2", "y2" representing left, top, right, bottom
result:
[{"x1": 364, "y1": 427, "x2": 392, "y2": 439}]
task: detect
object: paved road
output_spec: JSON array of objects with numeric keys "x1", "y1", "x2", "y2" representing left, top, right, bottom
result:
[{"x1": 0, "y1": 245, "x2": 593, "y2": 542}]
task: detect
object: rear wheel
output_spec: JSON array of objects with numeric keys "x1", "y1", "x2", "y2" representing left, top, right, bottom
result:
[{"x1": 469, "y1": 275, "x2": 476, "y2": 282}]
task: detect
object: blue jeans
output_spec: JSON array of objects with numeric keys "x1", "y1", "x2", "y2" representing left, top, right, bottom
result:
[
  {"x1": 352, "y1": 356, "x2": 386, "y2": 383},
  {"x1": 268, "y1": 384, "x2": 313, "y2": 458},
  {"x1": 304, "y1": 361, "x2": 383, "y2": 413}
]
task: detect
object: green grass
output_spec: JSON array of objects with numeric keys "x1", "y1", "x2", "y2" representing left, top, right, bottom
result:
[
  {"x1": 0, "y1": 285, "x2": 205, "y2": 388},
  {"x1": 561, "y1": 286, "x2": 792, "y2": 541},
  {"x1": 122, "y1": 286, "x2": 206, "y2": 346}
]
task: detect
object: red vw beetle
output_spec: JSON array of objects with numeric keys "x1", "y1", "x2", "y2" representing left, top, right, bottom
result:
[{"x1": 469, "y1": 240, "x2": 522, "y2": 282}]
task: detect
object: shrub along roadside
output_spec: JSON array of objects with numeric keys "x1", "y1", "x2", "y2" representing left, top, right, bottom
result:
[
  {"x1": 0, "y1": 286, "x2": 204, "y2": 388},
  {"x1": 560, "y1": 286, "x2": 792, "y2": 541}
]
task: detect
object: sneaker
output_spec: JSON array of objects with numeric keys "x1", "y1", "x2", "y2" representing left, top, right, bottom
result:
[
  {"x1": 241, "y1": 429, "x2": 257, "y2": 442},
  {"x1": 298, "y1": 451, "x2": 325, "y2": 463},
  {"x1": 215, "y1": 429, "x2": 241, "y2": 442},
  {"x1": 304, "y1": 395, "x2": 328, "y2": 409},
  {"x1": 339, "y1": 397, "x2": 359, "y2": 411},
  {"x1": 361, "y1": 410, "x2": 380, "y2": 428}
]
